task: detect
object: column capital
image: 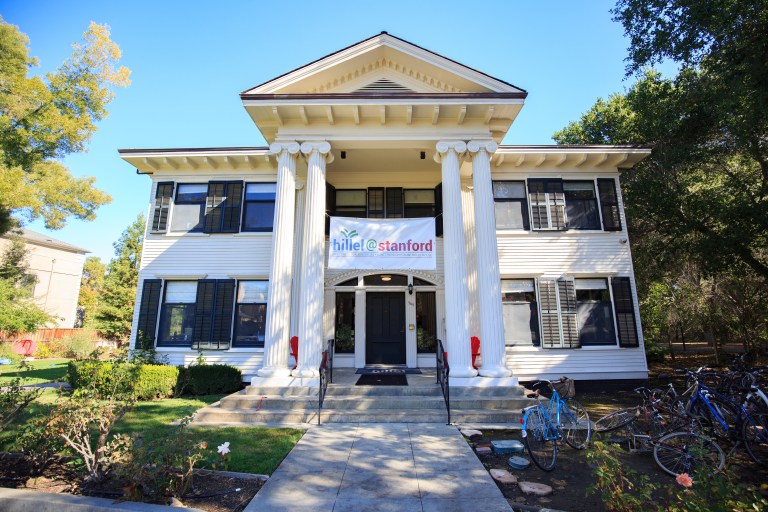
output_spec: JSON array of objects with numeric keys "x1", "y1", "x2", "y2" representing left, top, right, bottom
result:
[
  {"x1": 269, "y1": 141, "x2": 301, "y2": 156},
  {"x1": 300, "y1": 141, "x2": 334, "y2": 163},
  {"x1": 295, "y1": 178, "x2": 305, "y2": 190},
  {"x1": 434, "y1": 140, "x2": 467, "y2": 162},
  {"x1": 467, "y1": 140, "x2": 498, "y2": 155}
]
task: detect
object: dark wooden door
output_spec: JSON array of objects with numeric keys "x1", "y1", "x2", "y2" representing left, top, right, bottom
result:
[{"x1": 366, "y1": 292, "x2": 406, "y2": 365}]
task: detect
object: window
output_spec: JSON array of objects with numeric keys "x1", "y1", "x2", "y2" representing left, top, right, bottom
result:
[
  {"x1": 363, "y1": 274, "x2": 408, "y2": 286},
  {"x1": 233, "y1": 281, "x2": 268, "y2": 347},
  {"x1": 416, "y1": 291, "x2": 437, "y2": 353},
  {"x1": 242, "y1": 183, "x2": 276, "y2": 231},
  {"x1": 538, "y1": 278, "x2": 579, "y2": 348},
  {"x1": 386, "y1": 188, "x2": 403, "y2": 218},
  {"x1": 501, "y1": 279, "x2": 540, "y2": 346},
  {"x1": 403, "y1": 189, "x2": 435, "y2": 218},
  {"x1": 205, "y1": 181, "x2": 243, "y2": 233},
  {"x1": 335, "y1": 190, "x2": 367, "y2": 217},
  {"x1": 170, "y1": 184, "x2": 207, "y2": 232},
  {"x1": 564, "y1": 181, "x2": 600, "y2": 229},
  {"x1": 598, "y1": 178, "x2": 622, "y2": 231},
  {"x1": 493, "y1": 181, "x2": 530, "y2": 229},
  {"x1": 367, "y1": 188, "x2": 385, "y2": 218},
  {"x1": 335, "y1": 292, "x2": 355, "y2": 353},
  {"x1": 527, "y1": 179, "x2": 566, "y2": 230},
  {"x1": 575, "y1": 279, "x2": 616, "y2": 345},
  {"x1": 158, "y1": 282, "x2": 197, "y2": 346}
]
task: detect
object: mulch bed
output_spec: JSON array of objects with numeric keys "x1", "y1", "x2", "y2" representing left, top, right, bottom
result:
[{"x1": 0, "y1": 453, "x2": 263, "y2": 512}]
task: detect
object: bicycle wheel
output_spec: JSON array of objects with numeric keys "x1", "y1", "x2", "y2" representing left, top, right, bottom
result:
[
  {"x1": 562, "y1": 399, "x2": 591, "y2": 449},
  {"x1": 695, "y1": 397, "x2": 738, "y2": 440},
  {"x1": 594, "y1": 407, "x2": 638, "y2": 433},
  {"x1": 653, "y1": 432, "x2": 725, "y2": 477},
  {"x1": 742, "y1": 412, "x2": 768, "y2": 466},
  {"x1": 522, "y1": 407, "x2": 557, "y2": 471}
]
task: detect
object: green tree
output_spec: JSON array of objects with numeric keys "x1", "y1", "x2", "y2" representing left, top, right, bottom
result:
[
  {"x1": 95, "y1": 214, "x2": 144, "y2": 344},
  {"x1": 0, "y1": 236, "x2": 51, "y2": 335},
  {"x1": 78, "y1": 256, "x2": 106, "y2": 327},
  {"x1": 0, "y1": 18, "x2": 130, "y2": 235}
]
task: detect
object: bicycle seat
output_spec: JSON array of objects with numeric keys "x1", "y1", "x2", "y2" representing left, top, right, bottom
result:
[
  {"x1": 526, "y1": 393, "x2": 538, "y2": 399},
  {"x1": 530, "y1": 380, "x2": 551, "y2": 394}
]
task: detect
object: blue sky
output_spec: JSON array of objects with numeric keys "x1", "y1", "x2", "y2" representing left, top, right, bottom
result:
[{"x1": 4, "y1": 0, "x2": 645, "y2": 262}]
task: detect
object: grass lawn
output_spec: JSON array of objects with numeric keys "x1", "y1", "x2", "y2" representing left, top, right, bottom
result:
[
  {"x1": 0, "y1": 358, "x2": 71, "y2": 385},
  {"x1": 1, "y1": 389, "x2": 304, "y2": 475}
]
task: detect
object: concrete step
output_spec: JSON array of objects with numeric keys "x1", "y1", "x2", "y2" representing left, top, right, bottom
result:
[
  {"x1": 221, "y1": 394, "x2": 531, "y2": 411},
  {"x1": 245, "y1": 384, "x2": 526, "y2": 398}
]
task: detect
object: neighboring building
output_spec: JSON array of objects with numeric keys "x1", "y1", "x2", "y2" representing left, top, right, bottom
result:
[
  {"x1": 120, "y1": 33, "x2": 651, "y2": 385},
  {"x1": 0, "y1": 228, "x2": 89, "y2": 328}
]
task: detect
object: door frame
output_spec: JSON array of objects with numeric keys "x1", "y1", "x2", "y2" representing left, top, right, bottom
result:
[
  {"x1": 325, "y1": 271, "x2": 445, "y2": 369},
  {"x1": 365, "y1": 291, "x2": 407, "y2": 365}
]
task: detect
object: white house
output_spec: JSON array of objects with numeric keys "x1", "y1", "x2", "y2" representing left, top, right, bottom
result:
[
  {"x1": 0, "y1": 228, "x2": 89, "y2": 328},
  {"x1": 120, "y1": 33, "x2": 650, "y2": 386}
]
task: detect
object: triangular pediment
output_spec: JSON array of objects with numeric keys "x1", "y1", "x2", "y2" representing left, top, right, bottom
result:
[{"x1": 242, "y1": 32, "x2": 525, "y2": 96}]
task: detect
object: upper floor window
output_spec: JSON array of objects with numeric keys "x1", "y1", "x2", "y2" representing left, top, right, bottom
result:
[
  {"x1": 528, "y1": 179, "x2": 566, "y2": 230},
  {"x1": 242, "y1": 183, "x2": 276, "y2": 232},
  {"x1": 493, "y1": 181, "x2": 529, "y2": 230},
  {"x1": 403, "y1": 189, "x2": 435, "y2": 218},
  {"x1": 564, "y1": 181, "x2": 600, "y2": 230},
  {"x1": 170, "y1": 184, "x2": 207, "y2": 232},
  {"x1": 335, "y1": 190, "x2": 367, "y2": 217}
]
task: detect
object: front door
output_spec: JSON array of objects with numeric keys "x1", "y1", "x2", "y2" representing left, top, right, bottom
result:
[{"x1": 366, "y1": 292, "x2": 406, "y2": 365}]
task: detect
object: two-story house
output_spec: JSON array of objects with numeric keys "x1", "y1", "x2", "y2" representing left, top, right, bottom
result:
[{"x1": 119, "y1": 33, "x2": 650, "y2": 387}]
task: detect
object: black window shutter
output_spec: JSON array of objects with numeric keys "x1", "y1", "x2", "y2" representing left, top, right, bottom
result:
[
  {"x1": 221, "y1": 182, "x2": 243, "y2": 233},
  {"x1": 151, "y1": 183, "x2": 174, "y2": 232},
  {"x1": 204, "y1": 182, "x2": 224, "y2": 233},
  {"x1": 211, "y1": 280, "x2": 235, "y2": 349},
  {"x1": 325, "y1": 183, "x2": 336, "y2": 235},
  {"x1": 612, "y1": 277, "x2": 639, "y2": 347},
  {"x1": 538, "y1": 279, "x2": 559, "y2": 348},
  {"x1": 193, "y1": 280, "x2": 216, "y2": 349},
  {"x1": 558, "y1": 279, "x2": 580, "y2": 348},
  {"x1": 435, "y1": 183, "x2": 443, "y2": 237},
  {"x1": 597, "y1": 178, "x2": 622, "y2": 231},
  {"x1": 136, "y1": 279, "x2": 162, "y2": 349}
]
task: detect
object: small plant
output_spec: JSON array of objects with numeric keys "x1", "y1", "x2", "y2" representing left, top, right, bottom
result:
[
  {"x1": 128, "y1": 347, "x2": 169, "y2": 366},
  {"x1": 195, "y1": 349, "x2": 207, "y2": 366},
  {"x1": 0, "y1": 341, "x2": 21, "y2": 363},
  {"x1": 0, "y1": 374, "x2": 43, "y2": 433},
  {"x1": 587, "y1": 441, "x2": 656, "y2": 511},
  {"x1": 215, "y1": 441, "x2": 231, "y2": 471},
  {"x1": 62, "y1": 328, "x2": 98, "y2": 359}
]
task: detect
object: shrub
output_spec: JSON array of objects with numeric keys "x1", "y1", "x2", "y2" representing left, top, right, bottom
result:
[
  {"x1": 61, "y1": 329, "x2": 97, "y2": 359},
  {"x1": 67, "y1": 360, "x2": 178, "y2": 400},
  {"x1": 0, "y1": 341, "x2": 21, "y2": 363},
  {"x1": 179, "y1": 364, "x2": 242, "y2": 395},
  {"x1": 132, "y1": 364, "x2": 179, "y2": 400}
]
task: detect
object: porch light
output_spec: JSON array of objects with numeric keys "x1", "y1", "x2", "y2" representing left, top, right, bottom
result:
[
  {"x1": 408, "y1": 283, "x2": 413, "y2": 295},
  {"x1": 381, "y1": 275, "x2": 391, "y2": 282}
]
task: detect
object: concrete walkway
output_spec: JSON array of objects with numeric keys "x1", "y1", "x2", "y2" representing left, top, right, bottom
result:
[{"x1": 244, "y1": 423, "x2": 512, "y2": 512}]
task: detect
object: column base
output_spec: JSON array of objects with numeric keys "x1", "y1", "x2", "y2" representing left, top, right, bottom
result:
[
  {"x1": 478, "y1": 366, "x2": 513, "y2": 378},
  {"x1": 292, "y1": 367, "x2": 320, "y2": 378},
  {"x1": 449, "y1": 365, "x2": 478, "y2": 378},
  {"x1": 256, "y1": 366, "x2": 293, "y2": 378}
]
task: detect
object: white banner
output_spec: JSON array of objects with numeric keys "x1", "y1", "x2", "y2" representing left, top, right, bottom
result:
[{"x1": 328, "y1": 217, "x2": 436, "y2": 270}]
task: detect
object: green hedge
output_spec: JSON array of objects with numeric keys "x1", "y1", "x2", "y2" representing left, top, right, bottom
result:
[
  {"x1": 67, "y1": 360, "x2": 179, "y2": 400},
  {"x1": 178, "y1": 364, "x2": 243, "y2": 395}
]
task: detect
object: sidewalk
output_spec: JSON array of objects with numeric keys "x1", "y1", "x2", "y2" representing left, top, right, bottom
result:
[{"x1": 244, "y1": 423, "x2": 512, "y2": 512}]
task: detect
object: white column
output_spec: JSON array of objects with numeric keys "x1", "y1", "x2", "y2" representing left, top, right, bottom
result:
[
  {"x1": 293, "y1": 141, "x2": 333, "y2": 378},
  {"x1": 468, "y1": 140, "x2": 512, "y2": 377},
  {"x1": 258, "y1": 142, "x2": 300, "y2": 377},
  {"x1": 435, "y1": 141, "x2": 477, "y2": 378}
]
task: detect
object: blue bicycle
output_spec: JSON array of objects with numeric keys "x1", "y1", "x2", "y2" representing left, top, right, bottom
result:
[{"x1": 520, "y1": 378, "x2": 591, "y2": 471}]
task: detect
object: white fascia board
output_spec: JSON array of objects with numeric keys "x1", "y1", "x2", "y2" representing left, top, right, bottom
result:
[
  {"x1": 119, "y1": 148, "x2": 270, "y2": 158},
  {"x1": 242, "y1": 97, "x2": 525, "y2": 107}
]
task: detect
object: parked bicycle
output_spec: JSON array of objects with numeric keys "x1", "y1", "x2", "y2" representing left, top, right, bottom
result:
[
  {"x1": 520, "y1": 377, "x2": 591, "y2": 471},
  {"x1": 593, "y1": 386, "x2": 726, "y2": 476}
]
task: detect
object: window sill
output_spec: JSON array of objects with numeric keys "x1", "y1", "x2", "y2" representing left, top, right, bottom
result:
[
  {"x1": 234, "y1": 232, "x2": 272, "y2": 237},
  {"x1": 227, "y1": 347, "x2": 265, "y2": 352},
  {"x1": 165, "y1": 232, "x2": 209, "y2": 237}
]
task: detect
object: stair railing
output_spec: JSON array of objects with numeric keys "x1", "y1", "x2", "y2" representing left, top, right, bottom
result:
[
  {"x1": 436, "y1": 338, "x2": 450, "y2": 424},
  {"x1": 326, "y1": 338, "x2": 335, "y2": 384},
  {"x1": 318, "y1": 348, "x2": 329, "y2": 425}
]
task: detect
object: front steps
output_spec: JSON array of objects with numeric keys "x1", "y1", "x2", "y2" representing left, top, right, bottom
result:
[{"x1": 191, "y1": 375, "x2": 534, "y2": 426}]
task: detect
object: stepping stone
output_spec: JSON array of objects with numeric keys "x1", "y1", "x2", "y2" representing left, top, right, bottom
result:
[
  {"x1": 489, "y1": 469, "x2": 518, "y2": 484},
  {"x1": 508, "y1": 456, "x2": 530, "y2": 470},
  {"x1": 475, "y1": 446, "x2": 492, "y2": 455},
  {"x1": 519, "y1": 481, "x2": 554, "y2": 496},
  {"x1": 491, "y1": 439, "x2": 524, "y2": 454},
  {"x1": 460, "y1": 428, "x2": 483, "y2": 438}
]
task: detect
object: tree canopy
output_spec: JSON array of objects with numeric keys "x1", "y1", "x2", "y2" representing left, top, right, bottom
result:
[{"x1": 0, "y1": 18, "x2": 130, "y2": 235}]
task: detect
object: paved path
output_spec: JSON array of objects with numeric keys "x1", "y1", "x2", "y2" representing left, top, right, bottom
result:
[{"x1": 244, "y1": 423, "x2": 512, "y2": 512}]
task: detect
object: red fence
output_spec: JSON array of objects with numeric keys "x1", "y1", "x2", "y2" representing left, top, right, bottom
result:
[{"x1": 1, "y1": 328, "x2": 103, "y2": 342}]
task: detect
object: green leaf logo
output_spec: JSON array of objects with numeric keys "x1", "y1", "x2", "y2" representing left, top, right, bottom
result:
[{"x1": 340, "y1": 228, "x2": 358, "y2": 238}]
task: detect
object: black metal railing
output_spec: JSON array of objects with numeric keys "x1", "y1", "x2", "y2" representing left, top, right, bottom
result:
[
  {"x1": 436, "y1": 338, "x2": 450, "y2": 424},
  {"x1": 326, "y1": 338, "x2": 335, "y2": 384},
  {"x1": 318, "y1": 348, "x2": 329, "y2": 425}
]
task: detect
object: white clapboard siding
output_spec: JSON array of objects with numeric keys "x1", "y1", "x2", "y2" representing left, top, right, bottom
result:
[
  {"x1": 141, "y1": 234, "x2": 273, "y2": 277},
  {"x1": 505, "y1": 345, "x2": 648, "y2": 381},
  {"x1": 156, "y1": 350, "x2": 265, "y2": 381},
  {"x1": 497, "y1": 233, "x2": 631, "y2": 275}
]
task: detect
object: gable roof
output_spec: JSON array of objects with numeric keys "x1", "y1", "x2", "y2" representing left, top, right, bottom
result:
[{"x1": 2, "y1": 228, "x2": 90, "y2": 254}]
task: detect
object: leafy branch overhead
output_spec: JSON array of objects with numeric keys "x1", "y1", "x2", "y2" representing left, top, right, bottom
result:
[{"x1": 0, "y1": 18, "x2": 130, "y2": 234}]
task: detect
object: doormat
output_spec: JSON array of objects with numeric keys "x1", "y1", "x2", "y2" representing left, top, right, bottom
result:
[
  {"x1": 355, "y1": 368, "x2": 422, "y2": 375},
  {"x1": 355, "y1": 373, "x2": 408, "y2": 386}
]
